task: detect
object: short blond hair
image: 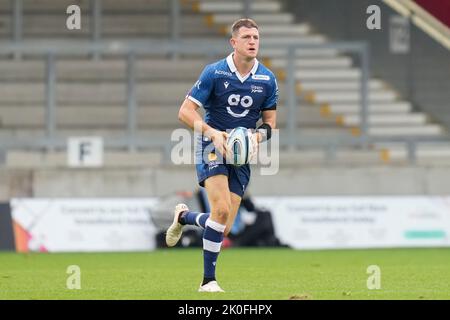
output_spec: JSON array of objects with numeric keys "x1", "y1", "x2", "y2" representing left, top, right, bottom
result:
[{"x1": 231, "y1": 18, "x2": 259, "y2": 37}]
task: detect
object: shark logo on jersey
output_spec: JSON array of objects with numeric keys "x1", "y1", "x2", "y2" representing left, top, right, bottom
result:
[
  {"x1": 227, "y1": 94, "x2": 253, "y2": 118},
  {"x1": 224, "y1": 81, "x2": 229, "y2": 89}
]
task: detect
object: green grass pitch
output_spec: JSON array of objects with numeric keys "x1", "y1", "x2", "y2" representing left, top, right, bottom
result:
[{"x1": 1, "y1": 248, "x2": 449, "y2": 300}]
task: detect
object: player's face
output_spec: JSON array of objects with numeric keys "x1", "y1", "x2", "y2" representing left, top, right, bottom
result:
[{"x1": 231, "y1": 27, "x2": 259, "y2": 60}]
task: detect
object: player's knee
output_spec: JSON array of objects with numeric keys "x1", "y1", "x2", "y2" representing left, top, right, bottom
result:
[
  {"x1": 216, "y1": 207, "x2": 230, "y2": 220},
  {"x1": 213, "y1": 202, "x2": 230, "y2": 222}
]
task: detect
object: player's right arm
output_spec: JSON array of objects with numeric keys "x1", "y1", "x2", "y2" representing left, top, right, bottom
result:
[
  {"x1": 178, "y1": 99, "x2": 228, "y2": 157},
  {"x1": 179, "y1": 64, "x2": 229, "y2": 156}
]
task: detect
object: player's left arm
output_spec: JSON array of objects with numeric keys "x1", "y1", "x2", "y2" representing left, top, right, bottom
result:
[
  {"x1": 256, "y1": 109, "x2": 276, "y2": 142},
  {"x1": 255, "y1": 74, "x2": 278, "y2": 143},
  {"x1": 249, "y1": 109, "x2": 275, "y2": 161}
]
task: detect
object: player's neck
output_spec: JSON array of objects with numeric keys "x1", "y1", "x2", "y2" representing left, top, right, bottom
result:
[{"x1": 232, "y1": 53, "x2": 255, "y2": 77}]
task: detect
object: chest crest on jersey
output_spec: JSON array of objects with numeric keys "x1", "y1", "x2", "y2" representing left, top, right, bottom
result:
[{"x1": 251, "y1": 85, "x2": 264, "y2": 94}]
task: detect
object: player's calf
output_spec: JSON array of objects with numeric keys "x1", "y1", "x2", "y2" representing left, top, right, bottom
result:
[{"x1": 202, "y1": 218, "x2": 226, "y2": 286}]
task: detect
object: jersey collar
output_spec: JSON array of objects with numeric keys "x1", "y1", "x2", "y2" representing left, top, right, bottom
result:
[{"x1": 226, "y1": 53, "x2": 259, "y2": 83}]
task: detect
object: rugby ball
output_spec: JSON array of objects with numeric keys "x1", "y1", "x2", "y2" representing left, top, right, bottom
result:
[{"x1": 226, "y1": 127, "x2": 252, "y2": 166}]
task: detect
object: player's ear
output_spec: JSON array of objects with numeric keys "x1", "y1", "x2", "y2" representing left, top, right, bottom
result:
[{"x1": 229, "y1": 37, "x2": 236, "y2": 49}]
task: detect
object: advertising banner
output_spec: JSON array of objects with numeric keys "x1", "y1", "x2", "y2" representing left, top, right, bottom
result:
[
  {"x1": 11, "y1": 198, "x2": 158, "y2": 252},
  {"x1": 10, "y1": 196, "x2": 450, "y2": 251},
  {"x1": 257, "y1": 197, "x2": 450, "y2": 249}
]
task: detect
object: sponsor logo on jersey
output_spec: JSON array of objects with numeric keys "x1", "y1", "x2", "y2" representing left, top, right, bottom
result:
[
  {"x1": 251, "y1": 85, "x2": 264, "y2": 93},
  {"x1": 252, "y1": 74, "x2": 270, "y2": 81},
  {"x1": 224, "y1": 81, "x2": 229, "y2": 89},
  {"x1": 215, "y1": 70, "x2": 233, "y2": 77},
  {"x1": 227, "y1": 94, "x2": 253, "y2": 118}
]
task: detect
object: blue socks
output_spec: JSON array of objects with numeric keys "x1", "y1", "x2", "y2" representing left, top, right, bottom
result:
[
  {"x1": 179, "y1": 211, "x2": 210, "y2": 228},
  {"x1": 202, "y1": 218, "x2": 225, "y2": 284},
  {"x1": 179, "y1": 213, "x2": 225, "y2": 284}
]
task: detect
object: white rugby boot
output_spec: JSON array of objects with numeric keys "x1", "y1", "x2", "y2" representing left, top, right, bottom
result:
[
  {"x1": 165, "y1": 203, "x2": 189, "y2": 247},
  {"x1": 198, "y1": 281, "x2": 225, "y2": 293}
]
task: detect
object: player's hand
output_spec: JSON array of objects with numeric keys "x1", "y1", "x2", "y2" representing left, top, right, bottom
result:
[{"x1": 210, "y1": 130, "x2": 229, "y2": 158}]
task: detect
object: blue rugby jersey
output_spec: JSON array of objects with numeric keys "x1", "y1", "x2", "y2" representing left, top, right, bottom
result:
[{"x1": 186, "y1": 53, "x2": 278, "y2": 132}]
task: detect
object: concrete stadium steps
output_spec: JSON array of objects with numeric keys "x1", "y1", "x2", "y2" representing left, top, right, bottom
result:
[
  {"x1": 276, "y1": 104, "x2": 338, "y2": 127},
  {"x1": 9, "y1": 144, "x2": 450, "y2": 169},
  {"x1": 3, "y1": 148, "x2": 386, "y2": 169},
  {"x1": 193, "y1": 0, "x2": 286, "y2": 24},
  {"x1": 0, "y1": 82, "x2": 184, "y2": 105},
  {"x1": 253, "y1": 24, "x2": 311, "y2": 36},
  {"x1": 367, "y1": 125, "x2": 444, "y2": 137},
  {"x1": 319, "y1": 99, "x2": 441, "y2": 135},
  {"x1": 0, "y1": 104, "x2": 335, "y2": 129},
  {"x1": 0, "y1": 14, "x2": 214, "y2": 37},
  {"x1": 269, "y1": 57, "x2": 353, "y2": 69},
  {"x1": 193, "y1": 0, "x2": 282, "y2": 13},
  {"x1": 259, "y1": 35, "x2": 327, "y2": 45},
  {"x1": 376, "y1": 143, "x2": 450, "y2": 165},
  {"x1": 208, "y1": 13, "x2": 295, "y2": 25},
  {"x1": 275, "y1": 54, "x2": 445, "y2": 139},
  {"x1": 321, "y1": 102, "x2": 413, "y2": 114},
  {"x1": 0, "y1": 81, "x2": 310, "y2": 105},
  {"x1": 295, "y1": 69, "x2": 362, "y2": 80},
  {"x1": 261, "y1": 48, "x2": 340, "y2": 58},
  {"x1": 212, "y1": 23, "x2": 312, "y2": 37},
  {"x1": 0, "y1": 127, "x2": 354, "y2": 142},
  {"x1": 319, "y1": 101, "x2": 444, "y2": 136},
  {"x1": 0, "y1": 59, "x2": 206, "y2": 81},
  {"x1": 0, "y1": 0, "x2": 191, "y2": 12},
  {"x1": 1, "y1": 12, "x2": 298, "y2": 37},
  {"x1": 5, "y1": 150, "x2": 163, "y2": 169},
  {"x1": 0, "y1": 82, "x2": 192, "y2": 105},
  {"x1": 335, "y1": 113, "x2": 429, "y2": 126},
  {"x1": 298, "y1": 79, "x2": 386, "y2": 91},
  {"x1": 0, "y1": 105, "x2": 178, "y2": 128},
  {"x1": 0, "y1": 0, "x2": 446, "y2": 155},
  {"x1": 188, "y1": 0, "x2": 447, "y2": 142},
  {"x1": 309, "y1": 90, "x2": 398, "y2": 104},
  {"x1": 276, "y1": 149, "x2": 386, "y2": 166}
]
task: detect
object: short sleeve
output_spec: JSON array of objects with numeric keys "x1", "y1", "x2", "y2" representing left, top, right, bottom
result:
[
  {"x1": 186, "y1": 65, "x2": 214, "y2": 108},
  {"x1": 262, "y1": 76, "x2": 278, "y2": 111}
]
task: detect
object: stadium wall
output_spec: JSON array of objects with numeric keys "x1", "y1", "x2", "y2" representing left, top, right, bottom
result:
[
  {"x1": 2, "y1": 165, "x2": 450, "y2": 199},
  {"x1": 283, "y1": 0, "x2": 450, "y2": 130}
]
